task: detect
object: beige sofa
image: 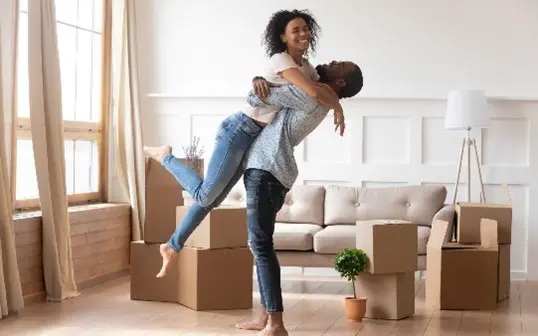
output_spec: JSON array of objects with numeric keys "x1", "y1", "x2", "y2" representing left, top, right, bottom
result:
[{"x1": 186, "y1": 184, "x2": 455, "y2": 271}]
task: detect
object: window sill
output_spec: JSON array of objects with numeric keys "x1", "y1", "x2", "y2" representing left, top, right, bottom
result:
[{"x1": 13, "y1": 202, "x2": 131, "y2": 221}]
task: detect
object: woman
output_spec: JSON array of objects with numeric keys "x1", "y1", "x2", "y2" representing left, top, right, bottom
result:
[{"x1": 143, "y1": 9, "x2": 344, "y2": 281}]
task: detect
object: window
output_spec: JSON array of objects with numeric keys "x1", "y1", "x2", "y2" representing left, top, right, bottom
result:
[{"x1": 15, "y1": 0, "x2": 110, "y2": 210}]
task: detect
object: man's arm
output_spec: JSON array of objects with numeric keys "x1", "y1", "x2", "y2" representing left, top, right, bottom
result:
[{"x1": 246, "y1": 85, "x2": 320, "y2": 112}]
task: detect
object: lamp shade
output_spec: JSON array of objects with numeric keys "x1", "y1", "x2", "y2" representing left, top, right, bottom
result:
[{"x1": 445, "y1": 90, "x2": 490, "y2": 130}]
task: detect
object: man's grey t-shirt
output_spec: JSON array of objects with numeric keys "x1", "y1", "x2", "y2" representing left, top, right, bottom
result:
[{"x1": 243, "y1": 85, "x2": 330, "y2": 189}]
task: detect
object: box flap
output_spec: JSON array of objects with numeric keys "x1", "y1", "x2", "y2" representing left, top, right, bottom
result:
[
  {"x1": 480, "y1": 218, "x2": 498, "y2": 249},
  {"x1": 441, "y1": 242, "x2": 480, "y2": 250},
  {"x1": 457, "y1": 202, "x2": 511, "y2": 209},
  {"x1": 427, "y1": 220, "x2": 451, "y2": 249}
]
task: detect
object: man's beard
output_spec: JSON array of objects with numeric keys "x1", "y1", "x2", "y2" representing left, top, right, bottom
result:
[{"x1": 315, "y1": 65, "x2": 329, "y2": 83}]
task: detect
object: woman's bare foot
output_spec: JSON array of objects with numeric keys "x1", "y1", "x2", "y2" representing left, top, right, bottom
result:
[
  {"x1": 257, "y1": 325, "x2": 288, "y2": 336},
  {"x1": 235, "y1": 312, "x2": 268, "y2": 331},
  {"x1": 156, "y1": 243, "x2": 177, "y2": 278},
  {"x1": 143, "y1": 145, "x2": 171, "y2": 163}
]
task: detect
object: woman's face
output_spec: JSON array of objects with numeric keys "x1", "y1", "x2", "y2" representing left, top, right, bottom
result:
[{"x1": 281, "y1": 17, "x2": 310, "y2": 53}]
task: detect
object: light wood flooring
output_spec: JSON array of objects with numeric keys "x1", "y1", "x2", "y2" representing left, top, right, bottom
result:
[{"x1": 1, "y1": 274, "x2": 537, "y2": 335}]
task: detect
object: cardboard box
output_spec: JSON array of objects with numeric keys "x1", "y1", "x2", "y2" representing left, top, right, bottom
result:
[
  {"x1": 498, "y1": 244, "x2": 510, "y2": 302},
  {"x1": 354, "y1": 272, "x2": 415, "y2": 320},
  {"x1": 177, "y1": 206, "x2": 247, "y2": 249},
  {"x1": 130, "y1": 241, "x2": 179, "y2": 303},
  {"x1": 144, "y1": 158, "x2": 205, "y2": 243},
  {"x1": 456, "y1": 184, "x2": 512, "y2": 244},
  {"x1": 178, "y1": 246, "x2": 253, "y2": 311},
  {"x1": 356, "y1": 220, "x2": 418, "y2": 274},
  {"x1": 145, "y1": 157, "x2": 184, "y2": 243},
  {"x1": 426, "y1": 219, "x2": 499, "y2": 310}
]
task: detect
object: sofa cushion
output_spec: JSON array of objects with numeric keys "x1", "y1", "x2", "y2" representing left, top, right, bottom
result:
[
  {"x1": 274, "y1": 223, "x2": 323, "y2": 251},
  {"x1": 276, "y1": 185, "x2": 325, "y2": 226},
  {"x1": 313, "y1": 225, "x2": 356, "y2": 254},
  {"x1": 324, "y1": 185, "x2": 446, "y2": 227}
]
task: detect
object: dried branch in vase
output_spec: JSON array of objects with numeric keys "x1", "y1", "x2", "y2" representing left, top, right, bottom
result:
[{"x1": 182, "y1": 136, "x2": 205, "y2": 175}]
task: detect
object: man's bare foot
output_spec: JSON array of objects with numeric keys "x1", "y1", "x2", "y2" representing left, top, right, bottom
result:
[
  {"x1": 143, "y1": 145, "x2": 171, "y2": 163},
  {"x1": 257, "y1": 325, "x2": 288, "y2": 336},
  {"x1": 235, "y1": 315, "x2": 268, "y2": 331},
  {"x1": 156, "y1": 243, "x2": 177, "y2": 278}
]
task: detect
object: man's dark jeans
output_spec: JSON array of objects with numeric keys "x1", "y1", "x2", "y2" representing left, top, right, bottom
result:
[{"x1": 244, "y1": 168, "x2": 289, "y2": 313}]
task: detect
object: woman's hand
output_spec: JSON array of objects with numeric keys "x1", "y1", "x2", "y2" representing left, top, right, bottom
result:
[{"x1": 253, "y1": 78, "x2": 270, "y2": 99}]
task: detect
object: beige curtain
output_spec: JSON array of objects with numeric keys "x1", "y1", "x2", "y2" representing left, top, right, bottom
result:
[
  {"x1": 0, "y1": 0, "x2": 24, "y2": 318},
  {"x1": 112, "y1": 0, "x2": 145, "y2": 241},
  {"x1": 27, "y1": 0, "x2": 79, "y2": 301}
]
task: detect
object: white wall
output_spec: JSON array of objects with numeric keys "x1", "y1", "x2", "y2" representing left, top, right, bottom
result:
[{"x1": 129, "y1": 0, "x2": 538, "y2": 279}]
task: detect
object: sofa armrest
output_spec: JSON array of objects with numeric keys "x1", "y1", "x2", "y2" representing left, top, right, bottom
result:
[{"x1": 431, "y1": 204, "x2": 456, "y2": 242}]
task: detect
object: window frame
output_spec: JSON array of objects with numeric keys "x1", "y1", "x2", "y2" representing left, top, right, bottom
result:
[{"x1": 13, "y1": 0, "x2": 112, "y2": 212}]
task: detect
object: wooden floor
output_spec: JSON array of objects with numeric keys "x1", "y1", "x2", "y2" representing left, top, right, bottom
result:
[{"x1": 1, "y1": 274, "x2": 538, "y2": 335}]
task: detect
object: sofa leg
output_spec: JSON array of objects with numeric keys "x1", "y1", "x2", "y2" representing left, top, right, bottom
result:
[{"x1": 300, "y1": 267, "x2": 305, "y2": 276}]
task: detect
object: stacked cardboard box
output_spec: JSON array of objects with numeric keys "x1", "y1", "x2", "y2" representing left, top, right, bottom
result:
[
  {"x1": 131, "y1": 159, "x2": 252, "y2": 310},
  {"x1": 144, "y1": 157, "x2": 186, "y2": 243},
  {"x1": 130, "y1": 241, "x2": 181, "y2": 303},
  {"x1": 426, "y1": 186, "x2": 512, "y2": 310},
  {"x1": 174, "y1": 205, "x2": 253, "y2": 311},
  {"x1": 130, "y1": 157, "x2": 196, "y2": 303},
  {"x1": 132, "y1": 158, "x2": 250, "y2": 309},
  {"x1": 355, "y1": 220, "x2": 418, "y2": 320}
]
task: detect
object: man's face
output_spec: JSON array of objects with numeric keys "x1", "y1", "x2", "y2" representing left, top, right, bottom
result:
[{"x1": 316, "y1": 61, "x2": 356, "y2": 83}]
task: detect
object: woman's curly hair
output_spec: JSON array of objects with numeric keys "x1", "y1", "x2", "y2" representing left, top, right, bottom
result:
[{"x1": 262, "y1": 9, "x2": 321, "y2": 58}]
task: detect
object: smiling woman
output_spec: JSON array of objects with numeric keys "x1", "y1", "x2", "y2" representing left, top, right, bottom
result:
[{"x1": 14, "y1": 0, "x2": 111, "y2": 210}]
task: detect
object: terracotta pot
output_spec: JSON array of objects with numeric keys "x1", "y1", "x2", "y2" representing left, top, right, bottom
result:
[{"x1": 344, "y1": 296, "x2": 367, "y2": 321}]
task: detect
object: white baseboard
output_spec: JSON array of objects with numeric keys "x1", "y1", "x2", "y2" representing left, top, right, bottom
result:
[
  {"x1": 281, "y1": 267, "x2": 339, "y2": 277},
  {"x1": 273, "y1": 267, "x2": 528, "y2": 281},
  {"x1": 511, "y1": 271, "x2": 527, "y2": 280}
]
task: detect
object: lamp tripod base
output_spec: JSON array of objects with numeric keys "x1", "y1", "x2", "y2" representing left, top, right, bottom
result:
[{"x1": 452, "y1": 133, "x2": 486, "y2": 204}]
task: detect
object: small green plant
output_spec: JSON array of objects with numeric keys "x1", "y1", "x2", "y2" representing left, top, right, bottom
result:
[
  {"x1": 333, "y1": 248, "x2": 369, "y2": 299},
  {"x1": 182, "y1": 136, "x2": 204, "y2": 175}
]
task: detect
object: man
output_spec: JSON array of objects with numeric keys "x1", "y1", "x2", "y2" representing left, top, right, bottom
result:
[{"x1": 236, "y1": 61, "x2": 363, "y2": 336}]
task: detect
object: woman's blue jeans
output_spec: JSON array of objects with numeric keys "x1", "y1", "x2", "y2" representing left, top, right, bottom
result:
[{"x1": 161, "y1": 111, "x2": 263, "y2": 252}]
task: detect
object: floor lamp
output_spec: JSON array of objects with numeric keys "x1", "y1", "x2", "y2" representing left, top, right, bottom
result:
[{"x1": 445, "y1": 90, "x2": 491, "y2": 204}]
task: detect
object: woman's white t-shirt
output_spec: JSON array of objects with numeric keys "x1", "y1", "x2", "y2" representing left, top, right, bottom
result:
[{"x1": 243, "y1": 52, "x2": 320, "y2": 124}]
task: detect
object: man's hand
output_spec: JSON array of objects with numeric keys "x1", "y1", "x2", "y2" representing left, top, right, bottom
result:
[
  {"x1": 316, "y1": 83, "x2": 345, "y2": 137},
  {"x1": 252, "y1": 77, "x2": 269, "y2": 100},
  {"x1": 334, "y1": 108, "x2": 345, "y2": 137}
]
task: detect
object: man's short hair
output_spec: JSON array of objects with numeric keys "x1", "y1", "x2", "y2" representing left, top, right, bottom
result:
[{"x1": 341, "y1": 64, "x2": 363, "y2": 98}]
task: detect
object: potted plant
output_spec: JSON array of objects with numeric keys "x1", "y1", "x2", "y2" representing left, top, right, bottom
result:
[{"x1": 333, "y1": 248, "x2": 369, "y2": 321}]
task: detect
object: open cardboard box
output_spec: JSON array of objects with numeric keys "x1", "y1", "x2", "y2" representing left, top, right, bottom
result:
[
  {"x1": 426, "y1": 218, "x2": 500, "y2": 310},
  {"x1": 456, "y1": 184, "x2": 512, "y2": 244}
]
